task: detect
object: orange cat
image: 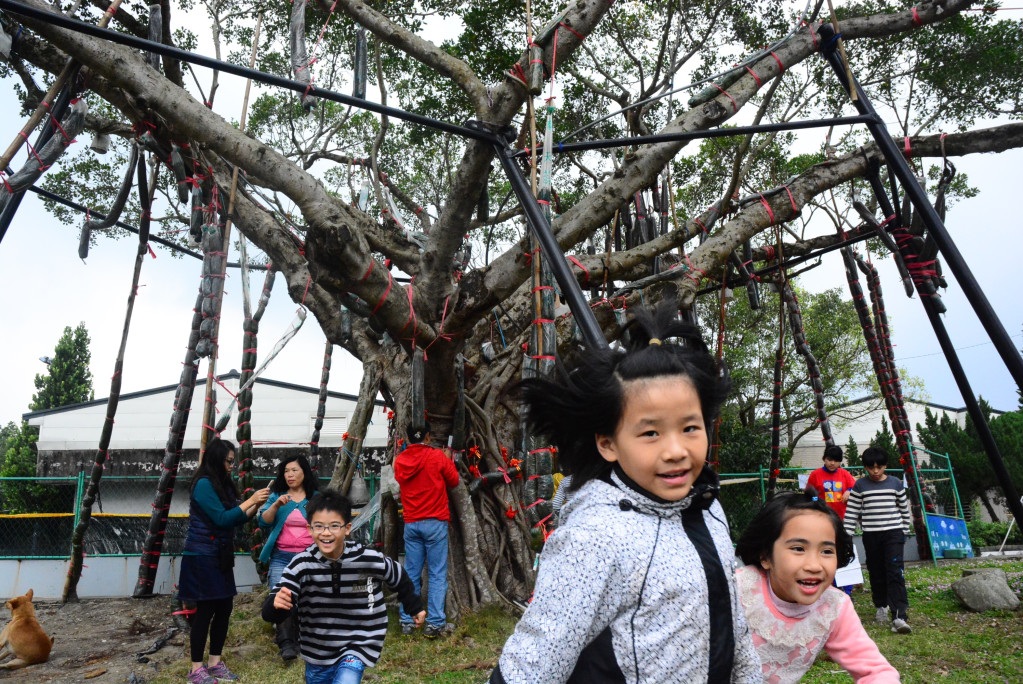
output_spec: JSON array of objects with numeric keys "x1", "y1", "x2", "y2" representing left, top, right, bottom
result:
[{"x1": 0, "y1": 589, "x2": 54, "y2": 670}]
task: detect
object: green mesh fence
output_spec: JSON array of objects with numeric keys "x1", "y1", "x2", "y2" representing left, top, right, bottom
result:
[{"x1": 0, "y1": 475, "x2": 248, "y2": 559}]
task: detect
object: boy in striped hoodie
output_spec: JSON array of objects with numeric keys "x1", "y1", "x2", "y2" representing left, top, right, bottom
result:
[
  {"x1": 843, "y1": 446, "x2": 914, "y2": 635},
  {"x1": 262, "y1": 489, "x2": 425, "y2": 683}
]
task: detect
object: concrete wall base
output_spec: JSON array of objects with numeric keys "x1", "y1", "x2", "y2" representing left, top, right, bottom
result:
[{"x1": 0, "y1": 556, "x2": 261, "y2": 599}]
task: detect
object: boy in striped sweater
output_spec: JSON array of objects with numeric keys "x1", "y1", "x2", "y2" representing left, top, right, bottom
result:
[
  {"x1": 262, "y1": 489, "x2": 425, "y2": 683},
  {"x1": 843, "y1": 446, "x2": 914, "y2": 635}
]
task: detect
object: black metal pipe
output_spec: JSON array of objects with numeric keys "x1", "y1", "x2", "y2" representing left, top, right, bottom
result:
[
  {"x1": 818, "y1": 23, "x2": 1023, "y2": 393},
  {"x1": 918, "y1": 292, "x2": 1023, "y2": 527},
  {"x1": 818, "y1": 25, "x2": 1023, "y2": 527},
  {"x1": 0, "y1": 0, "x2": 497, "y2": 144},
  {"x1": 494, "y1": 144, "x2": 606, "y2": 349},
  {"x1": 520, "y1": 115, "x2": 875, "y2": 156}
]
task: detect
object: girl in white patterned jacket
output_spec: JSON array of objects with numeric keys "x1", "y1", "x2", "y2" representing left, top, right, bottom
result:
[{"x1": 489, "y1": 302, "x2": 761, "y2": 684}]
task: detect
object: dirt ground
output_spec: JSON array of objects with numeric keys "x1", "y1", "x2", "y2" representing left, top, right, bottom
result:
[{"x1": 0, "y1": 592, "x2": 261, "y2": 683}]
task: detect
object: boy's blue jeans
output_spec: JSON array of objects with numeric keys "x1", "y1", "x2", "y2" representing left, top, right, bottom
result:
[
  {"x1": 398, "y1": 518, "x2": 448, "y2": 628},
  {"x1": 305, "y1": 655, "x2": 365, "y2": 684}
]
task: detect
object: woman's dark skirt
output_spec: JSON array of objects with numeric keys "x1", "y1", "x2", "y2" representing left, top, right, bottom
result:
[{"x1": 177, "y1": 553, "x2": 237, "y2": 602}]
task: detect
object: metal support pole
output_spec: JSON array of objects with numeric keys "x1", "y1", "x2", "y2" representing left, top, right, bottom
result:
[
  {"x1": 818, "y1": 24, "x2": 1023, "y2": 530},
  {"x1": 494, "y1": 143, "x2": 605, "y2": 349},
  {"x1": 818, "y1": 23, "x2": 1023, "y2": 392}
]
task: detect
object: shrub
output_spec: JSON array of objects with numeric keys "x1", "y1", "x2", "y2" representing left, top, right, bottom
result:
[{"x1": 967, "y1": 520, "x2": 1023, "y2": 548}]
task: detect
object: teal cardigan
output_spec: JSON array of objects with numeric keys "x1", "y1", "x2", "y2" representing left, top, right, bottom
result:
[{"x1": 257, "y1": 492, "x2": 313, "y2": 564}]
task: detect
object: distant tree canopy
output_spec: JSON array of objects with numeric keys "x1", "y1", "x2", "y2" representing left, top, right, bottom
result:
[
  {"x1": 1, "y1": 325, "x2": 94, "y2": 513},
  {"x1": 701, "y1": 284, "x2": 875, "y2": 450},
  {"x1": 31, "y1": 323, "x2": 94, "y2": 412}
]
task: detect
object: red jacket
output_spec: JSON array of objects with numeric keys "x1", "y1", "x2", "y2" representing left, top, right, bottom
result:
[
  {"x1": 806, "y1": 466, "x2": 856, "y2": 518},
  {"x1": 394, "y1": 443, "x2": 460, "y2": 522}
]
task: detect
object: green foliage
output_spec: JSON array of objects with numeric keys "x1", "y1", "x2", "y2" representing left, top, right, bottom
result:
[
  {"x1": 870, "y1": 416, "x2": 897, "y2": 457},
  {"x1": 701, "y1": 285, "x2": 872, "y2": 450},
  {"x1": 716, "y1": 416, "x2": 789, "y2": 473},
  {"x1": 31, "y1": 323, "x2": 94, "y2": 412},
  {"x1": 966, "y1": 520, "x2": 1022, "y2": 549},
  {"x1": 0, "y1": 423, "x2": 70, "y2": 514},
  {"x1": 845, "y1": 434, "x2": 861, "y2": 468}
]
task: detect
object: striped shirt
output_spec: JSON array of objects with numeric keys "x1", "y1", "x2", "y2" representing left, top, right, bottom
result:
[
  {"x1": 843, "y1": 475, "x2": 912, "y2": 535},
  {"x1": 263, "y1": 541, "x2": 422, "y2": 667}
]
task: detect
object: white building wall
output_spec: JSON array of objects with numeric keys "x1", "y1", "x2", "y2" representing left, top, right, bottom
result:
[{"x1": 26, "y1": 375, "x2": 391, "y2": 454}]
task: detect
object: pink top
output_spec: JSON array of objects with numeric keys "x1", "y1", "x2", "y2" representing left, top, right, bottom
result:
[
  {"x1": 735, "y1": 565, "x2": 900, "y2": 683},
  {"x1": 276, "y1": 508, "x2": 313, "y2": 553}
]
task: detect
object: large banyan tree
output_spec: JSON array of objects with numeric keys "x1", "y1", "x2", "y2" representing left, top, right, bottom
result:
[{"x1": 3, "y1": 0, "x2": 1023, "y2": 609}]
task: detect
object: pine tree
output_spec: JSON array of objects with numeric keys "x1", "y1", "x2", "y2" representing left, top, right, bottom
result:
[
  {"x1": 31, "y1": 323, "x2": 94, "y2": 411},
  {"x1": 869, "y1": 417, "x2": 897, "y2": 459},
  {"x1": 845, "y1": 435, "x2": 861, "y2": 468}
]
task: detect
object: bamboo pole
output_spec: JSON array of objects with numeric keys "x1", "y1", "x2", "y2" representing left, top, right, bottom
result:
[{"x1": 64, "y1": 151, "x2": 151, "y2": 603}]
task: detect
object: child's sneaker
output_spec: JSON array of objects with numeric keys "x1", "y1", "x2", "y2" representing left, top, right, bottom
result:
[
  {"x1": 874, "y1": 606, "x2": 889, "y2": 624},
  {"x1": 423, "y1": 622, "x2": 455, "y2": 639},
  {"x1": 400, "y1": 622, "x2": 415, "y2": 636},
  {"x1": 891, "y1": 618, "x2": 912, "y2": 634},
  {"x1": 206, "y1": 662, "x2": 240, "y2": 682},
  {"x1": 187, "y1": 667, "x2": 218, "y2": 684}
]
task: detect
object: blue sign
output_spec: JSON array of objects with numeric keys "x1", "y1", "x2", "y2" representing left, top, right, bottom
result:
[{"x1": 926, "y1": 515, "x2": 974, "y2": 558}]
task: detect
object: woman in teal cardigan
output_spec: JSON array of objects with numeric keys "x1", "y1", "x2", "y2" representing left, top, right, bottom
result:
[
  {"x1": 179, "y1": 439, "x2": 269, "y2": 684},
  {"x1": 258, "y1": 454, "x2": 319, "y2": 661}
]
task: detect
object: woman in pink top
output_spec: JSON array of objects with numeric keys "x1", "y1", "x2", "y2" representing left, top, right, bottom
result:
[
  {"x1": 258, "y1": 454, "x2": 319, "y2": 661},
  {"x1": 735, "y1": 492, "x2": 900, "y2": 683}
]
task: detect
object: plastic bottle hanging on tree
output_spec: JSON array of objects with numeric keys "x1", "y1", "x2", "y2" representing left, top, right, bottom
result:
[
  {"x1": 169, "y1": 143, "x2": 189, "y2": 203},
  {"x1": 352, "y1": 25, "x2": 368, "y2": 100},
  {"x1": 410, "y1": 347, "x2": 426, "y2": 435},
  {"x1": 527, "y1": 45, "x2": 544, "y2": 94},
  {"x1": 743, "y1": 241, "x2": 761, "y2": 310},
  {"x1": 290, "y1": 0, "x2": 316, "y2": 111},
  {"x1": 147, "y1": 2, "x2": 162, "y2": 70},
  {"x1": 357, "y1": 178, "x2": 372, "y2": 212}
]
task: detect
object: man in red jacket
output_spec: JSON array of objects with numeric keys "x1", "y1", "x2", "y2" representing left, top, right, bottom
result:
[{"x1": 394, "y1": 422, "x2": 460, "y2": 638}]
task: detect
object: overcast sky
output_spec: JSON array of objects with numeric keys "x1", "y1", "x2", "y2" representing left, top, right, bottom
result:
[{"x1": 1, "y1": 12, "x2": 1020, "y2": 433}]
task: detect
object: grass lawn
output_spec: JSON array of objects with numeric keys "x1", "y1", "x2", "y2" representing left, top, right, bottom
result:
[{"x1": 151, "y1": 559, "x2": 1021, "y2": 683}]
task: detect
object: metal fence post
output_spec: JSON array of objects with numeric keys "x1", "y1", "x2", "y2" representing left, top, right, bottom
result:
[
  {"x1": 71, "y1": 470, "x2": 86, "y2": 555},
  {"x1": 908, "y1": 444, "x2": 937, "y2": 568}
]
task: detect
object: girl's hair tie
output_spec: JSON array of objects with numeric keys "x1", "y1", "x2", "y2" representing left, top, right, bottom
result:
[{"x1": 649, "y1": 338, "x2": 662, "y2": 346}]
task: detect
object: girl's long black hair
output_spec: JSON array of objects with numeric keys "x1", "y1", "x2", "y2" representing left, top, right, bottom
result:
[
  {"x1": 191, "y1": 438, "x2": 240, "y2": 506},
  {"x1": 518, "y1": 300, "x2": 730, "y2": 492},
  {"x1": 735, "y1": 491, "x2": 856, "y2": 568},
  {"x1": 269, "y1": 454, "x2": 320, "y2": 499}
]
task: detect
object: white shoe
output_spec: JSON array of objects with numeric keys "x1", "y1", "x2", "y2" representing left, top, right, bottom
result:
[
  {"x1": 891, "y1": 618, "x2": 912, "y2": 634},
  {"x1": 875, "y1": 606, "x2": 889, "y2": 624}
]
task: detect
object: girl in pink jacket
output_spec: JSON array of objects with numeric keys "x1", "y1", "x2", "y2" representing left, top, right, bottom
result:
[{"x1": 735, "y1": 492, "x2": 900, "y2": 683}]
